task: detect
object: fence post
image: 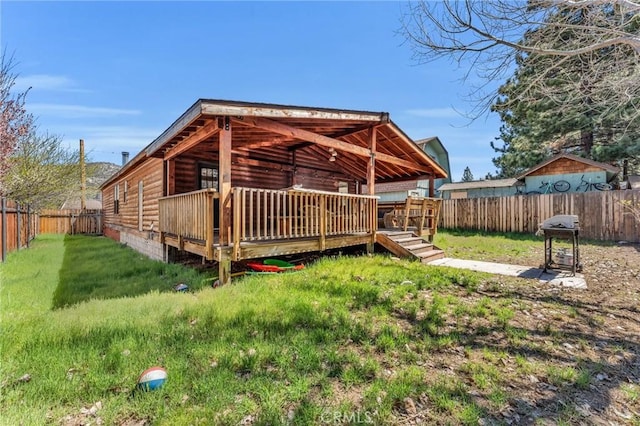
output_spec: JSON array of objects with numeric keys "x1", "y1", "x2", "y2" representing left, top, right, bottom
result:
[
  {"x1": 26, "y1": 205, "x2": 31, "y2": 248},
  {"x1": 16, "y1": 202, "x2": 21, "y2": 250},
  {"x1": 1, "y1": 197, "x2": 6, "y2": 262}
]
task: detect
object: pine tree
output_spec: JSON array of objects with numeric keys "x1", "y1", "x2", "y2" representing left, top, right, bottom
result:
[
  {"x1": 489, "y1": 5, "x2": 640, "y2": 177},
  {"x1": 461, "y1": 167, "x2": 474, "y2": 182}
]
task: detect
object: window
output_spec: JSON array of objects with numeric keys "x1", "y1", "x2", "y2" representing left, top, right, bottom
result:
[
  {"x1": 114, "y1": 184, "x2": 120, "y2": 214},
  {"x1": 199, "y1": 164, "x2": 218, "y2": 190},
  {"x1": 123, "y1": 181, "x2": 128, "y2": 203},
  {"x1": 337, "y1": 181, "x2": 349, "y2": 194}
]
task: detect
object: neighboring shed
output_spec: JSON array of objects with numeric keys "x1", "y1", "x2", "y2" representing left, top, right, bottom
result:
[
  {"x1": 437, "y1": 178, "x2": 520, "y2": 199},
  {"x1": 372, "y1": 136, "x2": 451, "y2": 202},
  {"x1": 628, "y1": 175, "x2": 640, "y2": 190},
  {"x1": 100, "y1": 99, "x2": 448, "y2": 284},
  {"x1": 61, "y1": 198, "x2": 103, "y2": 210},
  {"x1": 518, "y1": 153, "x2": 619, "y2": 193}
]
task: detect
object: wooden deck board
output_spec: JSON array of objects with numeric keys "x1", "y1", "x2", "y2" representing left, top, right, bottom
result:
[{"x1": 163, "y1": 232, "x2": 372, "y2": 261}]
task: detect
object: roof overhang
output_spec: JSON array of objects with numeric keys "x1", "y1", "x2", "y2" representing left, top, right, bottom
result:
[{"x1": 102, "y1": 99, "x2": 448, "y2": 189}]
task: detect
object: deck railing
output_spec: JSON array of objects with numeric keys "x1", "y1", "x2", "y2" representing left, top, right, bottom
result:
[
  {"x1": 159, "y1": 187, "x2": 378, "y2": 259},
  {"x1": 232, "y1": 187, "x2": 377, "y2": 243},
  {"x1": 159, "y1": 188, "x2": 218, "y2": 248},
  {"x1": 380, "y1": 196, "x2": 442, "y2": 240}
]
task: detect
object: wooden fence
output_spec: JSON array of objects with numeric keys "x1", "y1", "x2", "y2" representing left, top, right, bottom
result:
[
  {"x1": 1, "y1": 197, "x2": 104, "y2": 262},
  {"x1": 39, "y1": 209, "x2": 103, "y2": 235},
  {"x1": 0, "y1": 199, "x2": 38, "y2": 262},
  {"x1": 439, "y1": 189, "x2": 640, "y2": 242}
]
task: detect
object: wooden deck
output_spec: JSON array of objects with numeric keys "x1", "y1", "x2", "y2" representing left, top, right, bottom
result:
[
  {"x1": 159, "y1": 187, "x2": 378, "y2": 282},
  {"x1": 161, "y1": 232, "x2": 374, "y2": 262},
  {"x1": 158, "y1": 188, "x2": 443, "y2": 284}
]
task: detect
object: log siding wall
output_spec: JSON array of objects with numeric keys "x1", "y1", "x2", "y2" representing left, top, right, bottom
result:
[
  {"x1": 102, "y1": 157, "x2": 164, "y2": 250},
  {"x1": 174, "y1": 153, "x2": 356, "y2": 195}
]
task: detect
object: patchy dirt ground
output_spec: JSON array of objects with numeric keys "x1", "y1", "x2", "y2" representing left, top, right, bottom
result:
[
  {"x1": 130, "y1": 241, "x2": 640, "y2": 425},
  {"x1": 393, "y1": 241, "x2": 640, "y2": 425}
]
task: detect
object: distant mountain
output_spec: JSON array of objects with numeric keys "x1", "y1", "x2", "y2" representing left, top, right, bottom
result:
[
  {"x1": 86, "y1": 162, "x2": 121, "y2": 189},
  {"x1": 63, "y1": 162, "x2": 121, "y2": 207},
  {"x1": 56, "y1": 162, "x2": 122, "y2": 209}
]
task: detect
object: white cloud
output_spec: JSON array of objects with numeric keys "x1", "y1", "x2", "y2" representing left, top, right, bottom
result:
[
  {"x1": 56, "y1": 125, "x2": 161, "y2": 164},
  {"x1": 14, "y1": 74, "x2": 88, "y2": 93},
  {"x1": 60, "y1": 125, "x2": 159, "y2": 145},
  {"x1": 29, "y1": 103, "x2": 142, "y2": 119},
  {"x1": 404, "y1": 107, "x2": 461, "y2": 119}
]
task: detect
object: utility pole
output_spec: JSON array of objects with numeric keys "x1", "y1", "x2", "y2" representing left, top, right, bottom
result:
[{"x1": 80, "y1": 139, "x2": 86, "y2": 210}]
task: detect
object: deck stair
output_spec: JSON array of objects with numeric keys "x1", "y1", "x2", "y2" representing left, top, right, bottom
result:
[{"x1": 376, "y1": 231, "x2": 445, "y2": 263}]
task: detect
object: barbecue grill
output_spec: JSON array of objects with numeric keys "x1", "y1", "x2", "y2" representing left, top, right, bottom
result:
[{"x1": 540, "y1": 215, "x2": 581, "y2": 275}]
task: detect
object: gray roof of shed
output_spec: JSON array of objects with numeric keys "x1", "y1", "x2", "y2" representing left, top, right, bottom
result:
[{"x1": 437, "y1": 178, "x2": 519, "y2": 192}]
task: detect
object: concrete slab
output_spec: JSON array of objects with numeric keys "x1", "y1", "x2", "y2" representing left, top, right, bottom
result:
[{"x1": 428, "y1": 258, "x2": 587, "y2": 289}]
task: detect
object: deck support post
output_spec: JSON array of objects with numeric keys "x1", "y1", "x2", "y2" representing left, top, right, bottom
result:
[
  {"x1": 366, "y1": 240, "x2": 374, "y2": 254},
  {"x1": 219, "y1": 257, "x2": 231, "y2": 286}
]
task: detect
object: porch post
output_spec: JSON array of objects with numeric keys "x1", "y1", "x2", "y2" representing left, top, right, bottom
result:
[
  {"x1": 166, "y1": 159, "x2": 175, "y2": 196},
  {"x1": 219, "y1": 117, "x2": 232, "y2": 285},
  {"x1": 366, "y1": 127, "x2": 377, "y2": 254},
  {"x1": 292, "y1": 151, "x2": 298, "y2": 186},
  {"x1": 367, "y1": 127, "x2": 376, "y2": 196},
  {"x1": 429, "y1": 174, "x2": 435, "y2": 198}
]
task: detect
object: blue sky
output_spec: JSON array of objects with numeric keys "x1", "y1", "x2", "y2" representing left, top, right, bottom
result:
[{"x1": 2, "y1": 1, "x2": 503, "y2": 181}]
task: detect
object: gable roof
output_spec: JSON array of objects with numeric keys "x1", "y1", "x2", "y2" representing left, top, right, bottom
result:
[
  {"x1": 416, "y1": 136, "x2": 451, "y2": 180},
  {"x1": 517, "y1": 153, "x2": 619, "y2": 179},
  {"x1": 102, "y1": 99, "x2": 448, "y2": 188},
  {"x1": 416, "y1": 137, "x2": 447, "y2": 155},
  {"x1": 437, "y1": 178, "x2": 519, "y2": 192}
]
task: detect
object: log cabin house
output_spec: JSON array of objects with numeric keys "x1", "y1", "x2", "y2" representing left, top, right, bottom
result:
[{"x1": 100, "y1": 99, "x2": 448, "y2": 284}]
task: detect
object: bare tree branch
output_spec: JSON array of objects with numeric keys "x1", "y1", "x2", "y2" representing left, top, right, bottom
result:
[
  {"x1": 2, "y1": 130, "x2": 82, "y2": 210},
  {"x1": 401, "y1": 0, "x2": 640, "y2": 119}
]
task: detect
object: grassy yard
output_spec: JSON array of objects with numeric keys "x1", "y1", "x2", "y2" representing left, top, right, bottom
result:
[{"x1": 1, "y1": 233, "x2": 638, "y2": 425}]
